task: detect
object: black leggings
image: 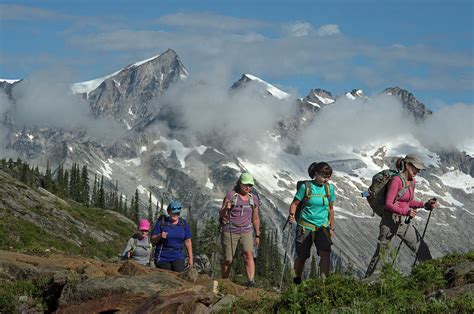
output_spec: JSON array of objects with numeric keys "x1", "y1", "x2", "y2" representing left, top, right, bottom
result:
[{"x1": 155, "y1": 259, "x2": 185, "y2": 273}]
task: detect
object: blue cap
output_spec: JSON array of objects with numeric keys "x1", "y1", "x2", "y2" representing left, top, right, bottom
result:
[{"x1": 167, "y1": 200, "x2": 182, "y2": 213}]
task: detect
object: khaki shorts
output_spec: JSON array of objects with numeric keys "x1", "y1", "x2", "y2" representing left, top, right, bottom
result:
[{"x1": 221, "y1": 230, "x2": 254, "y2": 261}]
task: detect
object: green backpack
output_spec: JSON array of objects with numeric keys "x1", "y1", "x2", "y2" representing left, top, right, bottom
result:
[{"x1": 367, "y1": 169, "x2": 407, "y2": 216}]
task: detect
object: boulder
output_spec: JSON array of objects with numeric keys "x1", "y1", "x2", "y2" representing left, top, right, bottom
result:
[{"x1": 135, "y1": 285, "x2": 214, "y2": 313}]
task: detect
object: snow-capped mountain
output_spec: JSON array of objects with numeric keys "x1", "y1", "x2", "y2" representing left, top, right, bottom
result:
[
  {"x1": 1, "y1": 49, "x2": 473, "y2": 276},
  {"x1": 231, "y1": 73, "x2": 291, "y2": 100}
]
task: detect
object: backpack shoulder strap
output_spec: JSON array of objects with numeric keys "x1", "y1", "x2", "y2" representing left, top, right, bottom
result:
[
  {"x1": 231, "y1": 192, "x2": 239, "y2": 207},
  {"x1": 324, "y1": 183, "x2": 331, "y2": 203},
  {"x1": 248, "y1": 193, "x2": 255, "y2": 208},
  {"x1": 131, "y1": 238, "x2": 137, "y2": 253},
  {"x1": 395, "y1": 174, "x2": 408, "y2": 201},
  {"x1": 303, "y1": 181, "x2": 311, "y2": 200}
]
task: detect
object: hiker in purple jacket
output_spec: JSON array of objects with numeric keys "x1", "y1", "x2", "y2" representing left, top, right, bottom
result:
[
  {"x1": 219, "y1": 172, "x2": 260, "y2": 288},
  {"x1": 365, "y1": 154, "x2": 438, "y2": 278}
]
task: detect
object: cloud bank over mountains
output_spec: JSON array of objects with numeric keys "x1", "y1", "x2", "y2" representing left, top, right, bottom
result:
[{"x1": 1, "y1": 4, "x2": 472, "y2": 105}]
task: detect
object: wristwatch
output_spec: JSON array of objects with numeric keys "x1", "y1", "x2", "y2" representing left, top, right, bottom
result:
[{"x1": 330, "y1": 227, "x2": 335, "y2": 231}]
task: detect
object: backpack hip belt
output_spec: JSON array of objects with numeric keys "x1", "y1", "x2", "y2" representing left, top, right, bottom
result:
[{"x1": 297, "y1": 219, "x2": 325, "y2": 232}]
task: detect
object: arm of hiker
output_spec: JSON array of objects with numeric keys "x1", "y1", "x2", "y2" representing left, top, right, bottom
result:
[
  {"x1": 150, "y1": 223, "x2": 165, "y2": 243},
  {"x1": 122, "y1": 238, "x2": 133, "y2": 258},
  {"x1": 219, "y1": 197, "x2": 231, "y2": 224},
  {"x1": 184, "y1": 239, "x2": 193, "y2": 267},
  {"x1": 385, "y1": 176, "x2": 410, "y2": 215},
  {"x1": 184, "y1": 221, "x2": 193, "y2": 267},
  {"x1": 252, "y1": 203, "x2": 261, "y2": 246},
  {"x1": 408, "y1": 199, "x2": 424, "y2": 209},
  {"x1": 329, "y1": 184, "x2": 336, "y2": 237},
  {"x1": 329, "y1": 203, "x2": 335, "y2": 237},
  {"x1": 288, "y1": 199, "x2": 299, "y2": 223}
]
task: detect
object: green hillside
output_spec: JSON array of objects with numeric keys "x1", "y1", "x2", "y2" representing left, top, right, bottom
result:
[{"x1": 0, "y1": 168, "x2": 134, "y2": 260}]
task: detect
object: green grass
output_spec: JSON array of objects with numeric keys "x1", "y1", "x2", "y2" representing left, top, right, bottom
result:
[
  {"x1": 231, "y1": 253, "x2": 474, "y2": 313},
  {"x1": 0, "y1": 203, "x2": 134, "y2": 260},
  {"x1": 0, "y1": 280, "x2": 46, "y2": 313}
]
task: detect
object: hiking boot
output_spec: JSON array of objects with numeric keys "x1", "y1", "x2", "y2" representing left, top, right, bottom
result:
[
  {"x1": 246, "y1": 279, "x2": 256, "y2": 288},
  {"x1": 293, "y1": 277, "x2": 302, "y2": 285}
]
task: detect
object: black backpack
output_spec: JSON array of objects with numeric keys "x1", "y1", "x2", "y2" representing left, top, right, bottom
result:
[{"x1": 294, "y1": 180, "x2": 331, "y2": 222}]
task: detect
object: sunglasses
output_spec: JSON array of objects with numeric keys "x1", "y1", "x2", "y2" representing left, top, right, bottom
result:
[{"x1": 242, "y1": 184, "x2": 253, "y2": 189}]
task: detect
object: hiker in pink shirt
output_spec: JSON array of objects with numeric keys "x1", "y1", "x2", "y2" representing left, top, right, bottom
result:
[{"x1": 365, "y1": 154, "x2": 438, "y2": 278}]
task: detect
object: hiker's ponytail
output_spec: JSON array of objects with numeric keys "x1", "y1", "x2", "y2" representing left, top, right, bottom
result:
[{"x1": 396, "y1": 157, "x2": 405, "y2": 172}]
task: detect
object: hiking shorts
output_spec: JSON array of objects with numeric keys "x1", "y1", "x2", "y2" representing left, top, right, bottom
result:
[
  {"x1": 295, "y1": 225, "x2": 331, "y2": 260},
  {"x1": 221, "y1": 230, "x2": 254, "y2": 261}
]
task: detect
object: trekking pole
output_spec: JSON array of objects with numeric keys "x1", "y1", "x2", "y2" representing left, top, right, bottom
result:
[
  {"x1": 279, "y1": 218, "x2": 292, "y2": 291},
  {"x1": 156, "y1": 241, "x2": 164, "y2": 264},
  {"x1": 392, "y1": 216, "x2": 412, "y2": 267},
  {"x1": 412, "y1": 208, "x2": 434, "y2": 267}
]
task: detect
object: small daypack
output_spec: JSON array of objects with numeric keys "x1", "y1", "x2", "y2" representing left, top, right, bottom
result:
[
  {"x1": 294, "y1": 181, "x2": 331, "y2": 223},
  {"x1": 366, "y1": 169, "x2": 408, "y2": 216}
]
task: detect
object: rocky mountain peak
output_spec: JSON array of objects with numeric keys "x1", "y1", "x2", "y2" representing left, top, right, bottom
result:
[
  {"x1": 383, "y1": 86, "x2": 432, "y2": 120},
  {"x1": 230, "y1": 74, "x2": 290, "y2": 100},
  {"x1": 86, "y1": 49, "x2": 189, "y2": 130}
]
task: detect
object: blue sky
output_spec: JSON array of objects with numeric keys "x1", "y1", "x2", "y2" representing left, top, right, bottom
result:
[{"x1": 0, "y1": 0, "x2": 473, "y2": 109}]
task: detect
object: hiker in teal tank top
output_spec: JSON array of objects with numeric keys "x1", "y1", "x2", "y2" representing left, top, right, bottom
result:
[
  {"x1": 296, "y1": 182, "x2": 336, "y2": 228},
  {"x1": 288, "y1": 162, "x2": 336, "y2": 284}
]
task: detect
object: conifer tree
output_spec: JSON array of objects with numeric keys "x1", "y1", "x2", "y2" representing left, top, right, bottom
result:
[
  {"x1": 81, "y1": 165, "x2": 89, "y2": 206},
  {"x1": 148, "y1": 192, "x2": 153, "y2": 223},
  {"x1": 123, "y1": 197, "x2": 128, "y2": 217},
  {"x1": 98, "y1": 175, "x2": 105, "y2": 208},
  {"x1": 56, "y1": 164, "x2": 64, "y2": 197},
  {"x1": 44, "y1": 160, "x2": 53, "y2": 191},
  {"x1": 91, "y1": 174, "x2": 97, "y2": 207},
  {"x1": 132, "y1": 189, "x2": 140, "y2": 223},
  {"x1": 188, "y1": 206, "x2": 199, "y2": 253},
  {"x1": 198, "y1": 218, "x2": 221, "y2": 276},
  {"x1": 20, "y1": 162, "x2": 29, "y2": 185},
  {"x1": 118, "y1": 193, "x2": 123, "y2": 214},
  {"x1": 63, "y1": 170, "x2": 69, "y2": 198}
]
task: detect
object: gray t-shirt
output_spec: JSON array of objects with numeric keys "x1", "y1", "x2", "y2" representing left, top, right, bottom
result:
[{"x1": 122, "y1": 236, "x2": 152, "y2": 266}]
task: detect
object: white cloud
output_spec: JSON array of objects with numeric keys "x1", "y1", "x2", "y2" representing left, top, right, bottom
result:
[
  {"x1": 155, "y1": 13, "x2": 269, "y2": 32},
  {"x1": 300, "y1": 94, "x2": 474, "y2": 154},
  {"x1": 282, "y1": 22, "x2": 314, "y2": 37},
  {"x1": 9, "y1": 68, "x2": 126, "y2": 141},
  {"x1": 316, "y1": 24, "x2": 341, "y2": 36}
]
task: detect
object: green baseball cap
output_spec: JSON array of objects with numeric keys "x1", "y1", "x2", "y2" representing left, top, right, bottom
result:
[{"x1": 240, "y1": 172, "x2": 255, "y2": 185}]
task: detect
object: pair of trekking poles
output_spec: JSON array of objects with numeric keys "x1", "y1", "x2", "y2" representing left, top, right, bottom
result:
[{"x1": 392, "y1": 201, "x2": 435, "y2": 268}]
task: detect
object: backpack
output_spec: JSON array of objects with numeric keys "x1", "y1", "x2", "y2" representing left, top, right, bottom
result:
[
  {"x1": 366, "y1": 169, "x2": 408, "y2": 216},
  {"x1": 154, "y1": 215, "x2": 187, "y2": 248},
  {"x1": 129, "y1": 234, "x2": 154, "y2": 266},
  {"x1": 223, "y1": 192, "x2": 255, "y2": 228},
  {"x1": 294, "y1": 180, "x2": 331, "y2": 223}
]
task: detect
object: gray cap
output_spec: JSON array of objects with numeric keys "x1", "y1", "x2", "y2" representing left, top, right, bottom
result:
[{"x1": 404, "y1": 154, "x2": 425, "y2": 170}]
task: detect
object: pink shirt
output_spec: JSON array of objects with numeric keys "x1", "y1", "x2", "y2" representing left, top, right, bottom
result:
[{"x1": 385, "y1": 176, "x2": 424, "y2": 215}]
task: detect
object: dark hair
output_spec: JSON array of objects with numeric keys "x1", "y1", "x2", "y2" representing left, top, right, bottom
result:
[
  {"x1": 307, "y1": 162, "x2": 333, "y2": 178},
  {"x1": 395, "y1": 157, "x2": 405, "y2": 172}
]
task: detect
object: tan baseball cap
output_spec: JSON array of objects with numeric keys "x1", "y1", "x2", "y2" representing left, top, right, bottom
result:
[{"x1": 404, "y1": 154, "x2": 426, "y2": 170}]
